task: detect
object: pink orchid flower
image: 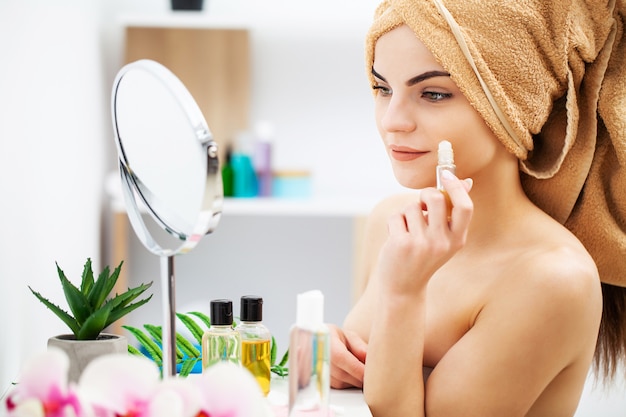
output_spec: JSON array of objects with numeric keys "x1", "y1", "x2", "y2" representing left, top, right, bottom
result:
[
  {"x1": 6, "y1": 350, "x2": 277, "y2": 417},
  {"x1": 5, "y1": 348, "x2": 86, "y2": 417},
  {"x1": 193, "y1": 362, "x2": 273, "y2": 417},
  {"x1": 78, "y1": 353, "x2": 202, "y2": 417}
]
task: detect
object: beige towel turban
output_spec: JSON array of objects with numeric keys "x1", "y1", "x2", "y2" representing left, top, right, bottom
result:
[{"x1": 366, "y1": 0, "x2": 626, "y2": 286}]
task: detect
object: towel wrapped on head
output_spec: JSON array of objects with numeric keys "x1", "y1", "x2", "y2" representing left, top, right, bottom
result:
[{"x1": 366, "y1": 0, "x2": 626, "y2": 286}]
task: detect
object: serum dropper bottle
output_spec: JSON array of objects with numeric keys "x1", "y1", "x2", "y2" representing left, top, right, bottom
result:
[{"x1": 436, "y1": 140, "x2": 456, "y2": 215}]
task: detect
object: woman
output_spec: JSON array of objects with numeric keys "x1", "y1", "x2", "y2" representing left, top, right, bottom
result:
[{"x1": 330, "y1": 0, "x2": 626, "y2": 416}]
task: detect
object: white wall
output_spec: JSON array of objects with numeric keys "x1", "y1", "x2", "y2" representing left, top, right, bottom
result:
[
  {"x1": 1, "y1": 1, "x2": 624, "y2": 415},
  {"x1": 0, "y1": 0, "x2": 105, "y2": 389}
]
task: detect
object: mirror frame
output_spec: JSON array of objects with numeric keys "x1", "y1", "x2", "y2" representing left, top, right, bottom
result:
[
  {"x1": 111, "y1": 59, "x2": 223, "y2": 257},
  {"x1": 111, "y1": 59, "x2": 223, "y2": 377}
]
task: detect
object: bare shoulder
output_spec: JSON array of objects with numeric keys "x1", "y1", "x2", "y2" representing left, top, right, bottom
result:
[
  {"x1": 428, "y1": 228, "x2": 603, "y2": 416},
  {"x1": 489, "y1": 222, "x2": 603, "y2": 352},
  {"x1": 517, "y1": 223, "x2": 601, "y2": 304}
]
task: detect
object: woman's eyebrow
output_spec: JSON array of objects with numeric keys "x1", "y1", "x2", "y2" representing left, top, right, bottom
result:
[{"x1": 371, "y1": 67, "x2": 450, "y2": 86}]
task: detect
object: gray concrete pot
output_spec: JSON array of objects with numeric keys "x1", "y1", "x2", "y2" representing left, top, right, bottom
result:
[{"x1": 47, "y1": 333, "x2": 128, "y2": 383}]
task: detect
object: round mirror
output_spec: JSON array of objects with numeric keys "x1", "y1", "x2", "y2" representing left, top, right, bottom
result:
[
  {"x1": 112, "y1": 59, "x2": 222, "y2": 257},
  {"x1": 111, "y1": 59, "x2": 223, "y2": 377}
]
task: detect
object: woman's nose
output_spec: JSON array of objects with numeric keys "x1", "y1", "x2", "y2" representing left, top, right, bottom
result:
[{"x1": 379, "y1": 95, "x2": 416, "y2": 133}]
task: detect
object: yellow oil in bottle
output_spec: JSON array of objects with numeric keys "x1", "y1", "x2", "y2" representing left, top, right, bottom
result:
[{"x1": 241, "y1": 339, "x2": 271, "y2": 396}]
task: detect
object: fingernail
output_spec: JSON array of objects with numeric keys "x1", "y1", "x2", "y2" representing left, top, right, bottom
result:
[{"x1": 441, "y1": 169, "x2": 456, "y2": 180}]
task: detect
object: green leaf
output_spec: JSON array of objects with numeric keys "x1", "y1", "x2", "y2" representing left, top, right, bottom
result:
[
  {"x1": 57, "y1": 263, "x2": 92, "y2": 326},
  {"x1": 29, "y1": 286, "x2": 80, "y2": 336},
  {"x1": 123, "y1": 325, "x2": 163, "y2": 365},
  {"x1": 105, "y1": 293, "x2": 153, "y2": 328},
  {"x1": 176, "y1": 312, "x2": 205, "y2": 345},
  {"x1": 79, "y1": 258, "x2": 95, "y2": 296},
  {"x1": 270, "y1": 336, "x2": 277, "y2": 366},
  {"x1": 278, "y1": 348, "x2": 289, "y2": 367},
  {"x1": 76, "y1": 303, "x2": 112, "y2": 340},
  {"x1": 269, "y1": 337, "x2": 289, "y2": 377},
  {"x1": 188, "y1": 311, "x2": 211, "y2": 328},
  {"x1": 107, "y1": 282, "x2": 153, "y2": 311},
  {"x1": 88, "y1": 261, "x2": 123, "y2": 309},
  {"x1": 144, "y1": 324, "x2": 183, "y2": 361},
  {"x1": 86, "y1": 265, "x2": 111, "y2": 309},
  {"x1": 175, "y1": 333, "x2": 200, "y2": 359},
  {"x1": 143, "y1": 324, "x2": 163, "y2": 345},
  {"x1": 127, "y1": 344, "x2": 143, "y2": 356},
  {"x1": 179, "y1": 358, "x2": 200, "y2": 377},
  {"x1": 271, "y1": 365, "x2": 289, "y2": 377}
]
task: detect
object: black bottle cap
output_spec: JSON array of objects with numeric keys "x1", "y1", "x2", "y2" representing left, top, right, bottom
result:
[
  {"x1": 240, "y1": 295, "x2": 263, "y2": 322},
  {"x1": 210, "y1": 299, "x2": 233, "y2": 326}
]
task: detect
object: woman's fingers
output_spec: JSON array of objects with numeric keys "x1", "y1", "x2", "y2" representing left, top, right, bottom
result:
[
  {"x1": 439, "y1": 171, "x2": 473, "y2": 233},
  {"x1": 329, "y1": 325, "x2": 367, "y2": 389}
]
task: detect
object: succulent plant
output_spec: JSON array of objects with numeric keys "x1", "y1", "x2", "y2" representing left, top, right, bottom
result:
[{"x1": 29, "y1": 258, "x2": 153, "y2": 340}]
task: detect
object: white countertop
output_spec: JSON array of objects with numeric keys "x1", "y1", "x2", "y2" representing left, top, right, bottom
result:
[{"x1": 268, "y1": 377, "x2": 372, "y2": 417}]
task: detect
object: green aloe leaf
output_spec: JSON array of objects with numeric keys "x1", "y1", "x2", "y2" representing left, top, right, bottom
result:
[
  {"x1": 32, "y1": 259, "x2": 152, "y2": 343},
  {"x1": 105, "y1": 293, "x2": 153, "y2": 328},
  {"x1": 79, "y1": 258, "x2": 95, "y2": 296},
  {"x1": 86, "y1": 266, "x2": 110, "y2": 308},
  {"x1": 107, "y1": 282, "x2": 152, "y2": 311},
  {"x1": 88, "y1": 261, "x2": 123, "y2": 309},
  {"x1": 28, "y1": 287, "x2": 80, "y2": 336},
  {"x1": 57, "y1": 263, "x2": 92, "y2": 325},
  {"x1": 76, "y1": 303, "x2": 112, "y2": 340}
]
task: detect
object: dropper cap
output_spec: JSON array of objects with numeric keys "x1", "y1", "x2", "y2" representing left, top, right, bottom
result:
[
  {"x1": 296, "y1": 290, "x2": 325, "y2": 328},
  {"x1": 438, "y1": 140, "x2": 454, "y2": 165}
]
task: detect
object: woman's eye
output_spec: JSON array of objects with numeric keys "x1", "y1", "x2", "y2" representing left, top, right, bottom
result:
[
  {"x1": 372, "y1": 85, "x2": 392, "y2": 96},
  {"x1": 423, "y1": 91, "x2": 452, "y2": 101}
]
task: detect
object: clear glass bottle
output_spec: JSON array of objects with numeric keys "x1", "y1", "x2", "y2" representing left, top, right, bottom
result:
[
  {"x1": 288, "y1": 290, "x2": 330, "y2": 416},
  {"x1": 236, "y1": 295, "x2": 272, "y2": 396},
  {"x1": 202, "y1": 299, "x2": 241, "y2": 370}
]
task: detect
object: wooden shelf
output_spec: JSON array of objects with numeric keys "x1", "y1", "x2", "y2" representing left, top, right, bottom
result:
[{"x1": 122, "y1": 19, "x2": 250, "y2": 164}]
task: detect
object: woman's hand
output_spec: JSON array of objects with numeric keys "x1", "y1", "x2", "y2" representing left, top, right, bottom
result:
[
  {"x1": 328, "y1": 324, "x2": 367, "y2": 389},
  {"x1": 377, "y1": 172, "x2": 473, "y2": 295}
]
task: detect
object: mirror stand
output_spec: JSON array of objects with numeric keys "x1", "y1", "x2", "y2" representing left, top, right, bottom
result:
[{"x1": 161, "y1": 255, "x2": 177, "y2": 377}]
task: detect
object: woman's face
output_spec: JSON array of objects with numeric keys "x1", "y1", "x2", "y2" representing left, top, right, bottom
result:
[{"x1": 372, "y1": 24, "x2": 507, "y2": 189}]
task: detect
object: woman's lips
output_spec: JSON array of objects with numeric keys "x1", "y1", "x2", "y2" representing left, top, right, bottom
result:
[{"x1": 390, "y1": 145, "x2": 428, "y2": 162}]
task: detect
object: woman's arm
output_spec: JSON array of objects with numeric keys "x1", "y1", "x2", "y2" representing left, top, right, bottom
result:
[
  {"x1": 424, "y1": 256, "x2": 601, "y2": 417},
  {"x1": 330, "y1": 192, "x2": 422, "y2": 389},
  {"x1": 364, "y1": 175, "x2": 473, "y2": 416}
]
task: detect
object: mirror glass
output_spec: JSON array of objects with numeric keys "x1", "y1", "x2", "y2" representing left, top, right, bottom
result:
[
  {"x1": 112, "y1": 59, "x2": 222, "y2": 256},
  {"x1": 111, "y1": 59, "x2": 223, "y2": 377}
]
